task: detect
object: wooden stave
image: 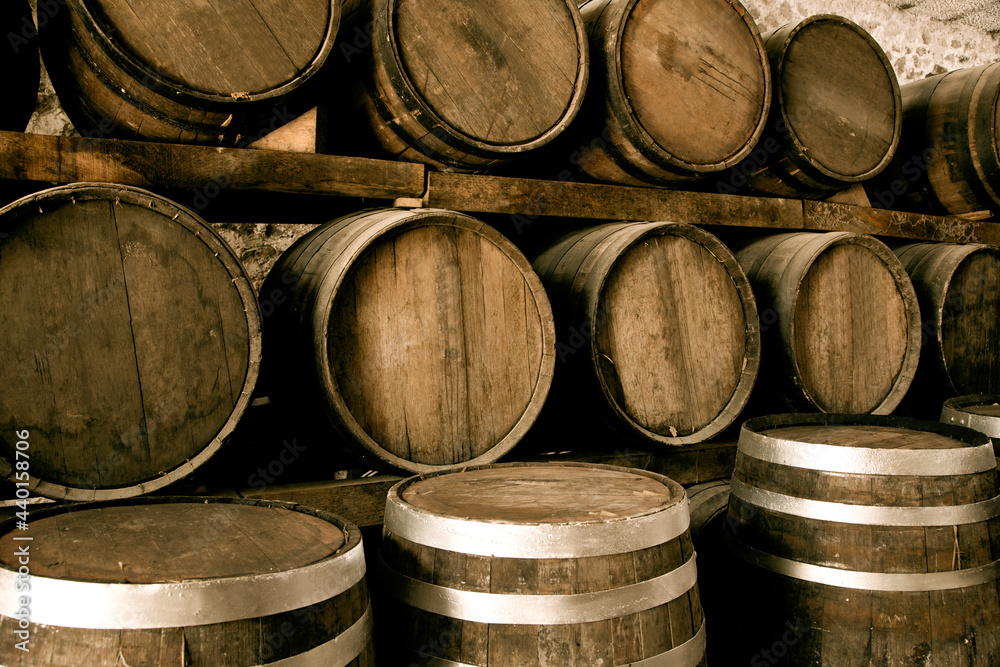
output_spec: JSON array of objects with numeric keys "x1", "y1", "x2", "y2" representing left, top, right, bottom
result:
[
  {"x1": 260, "y1": 208, "x2": 556, "y2": 474},
  {"x1": 0, "y1": 496, "x2": 374, "y2": 667},
  {"x1": 533, "y1": 221, "x2": 761, "y2": 446},
  {"x1": 720, "y1": 413, "x2": 1000, "y2": 665},
  {"x1": 574, "y1": 0, "x2": 771, "y2": 186},
  {"x1": 378, "y1": 462, "x2": 707, "y2": 666},
  {"x1": 42, "y1": 0, "x2": 340, "y2": 144},
  {"x1": 0, "y1": 0, "x2": 40, "y2": 132},
  {"x1": 736, "y1": 231, "x2": 921, "y2": 415},
  {"x1": 0, "y1": 183, "x2": 261, "y2": 501}
]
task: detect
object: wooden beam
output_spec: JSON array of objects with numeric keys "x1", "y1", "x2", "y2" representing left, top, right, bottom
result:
[{"x1": 0, "y1": 130, "x2": 426, "y2": 200}]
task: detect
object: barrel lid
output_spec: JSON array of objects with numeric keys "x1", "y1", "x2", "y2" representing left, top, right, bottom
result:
[{"x1": 942, "y1": 394, "x2": 1000, "y2": 439}]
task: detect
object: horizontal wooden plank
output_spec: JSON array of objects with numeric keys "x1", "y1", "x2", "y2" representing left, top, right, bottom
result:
[
  {"x1": 804, "y1": 200, "x2": 1000, "y2": 245},
  {"x1": 0, "y1": 130, "x2": 426, "y2": 200}
]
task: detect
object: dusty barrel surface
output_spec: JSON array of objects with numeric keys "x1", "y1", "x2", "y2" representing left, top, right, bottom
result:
[
  {"x1": 341, "y1": 0, "x2": 588, "y2": 170},
  {"x1": 379, "y1": 462, "x2": 707, "y2": 666},
  {"x1": 533, "y1": 222, "x2": 760, "y2": 445},
  {"x1": 895, "y1": 243, "x2": 1000, "y2": 400},
  {"x1": 722, "y1": 413, "x2": 1000, "y2": 665},
  {"x1": 736, "y1": 231, "x2": 920, "y2": 414},
  {"x1": 716, "y1": 14, "x2": 901, "y2": 198},
  {"x1": 0, "y1": 497, "x2": 374, "y2": 666},
  {"x1": 41, "y1": 0, "x2": 339, "y2": 144},
  {"x1": 571, "y1": 0, "x2": 770, "y2": 186},
  {"x1": 1, "y1": 0, "x2": 39, "y2": 131},
  {"x1": 261, "y1": 208, "x2": 555, "y2": 474},
  {"x1": 866, "y1": 63, "x2": 1000, "y2": 217},
  {"x1": 0, "y1": 184, "x2": 260, "y2": 500}
]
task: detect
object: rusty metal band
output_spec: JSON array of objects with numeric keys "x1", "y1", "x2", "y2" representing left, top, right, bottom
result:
[
  {"x1": 264, "y1": 604, "x2": 373, "y2": 667},
  {"x1": 381, "y1": 555, "x2": 698, "y2": 625},
  {"x1": 0, "y1": 543, "x2": 366, "y2": 629},
  {"x1": 392, "y1": 619, "x2": 706, "y2": 667},
  {"x1": 730, "y1": 478, "x2": 1000, "y2": 526},
  {"x1": 739, "y1": 432, "x2": 995, "y2": 476},
  {"x1": 941, "y1": 403, "x2": 1000, "y2": 439},
  {"x1": 384, "y1": 495, "x2": 690, "y2": 559},
  {"x1": 724, "y1": 530, "x2": 1000, "y2": 592}
]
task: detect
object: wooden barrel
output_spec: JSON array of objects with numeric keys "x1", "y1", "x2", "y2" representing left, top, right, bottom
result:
[
  {"x1": 340, "y1": 0, "x2": 588, "y2": 171},
  {"x1": 735, "y1": 232, "x2": 920, "y2": 414},
  {"x1": 0, "y1": 184, "x2": 260, "y2": 500},
  {"x1": 41, "y1": 0, "x2": 339, "y2": 145},
  {"x1": 721, "y1": 413, "x2": 1000, "y2": 665},
  {"x1": 570, "y1": 0, "x2": 770, "y2": 186},
  {"x1": 895, "y1": 243, "x2": 1000, "y2": 401},
  {"x1": 379, "y1": 462, "x2": 707, "y2": 666},
  {"x1": 942, "y1": 394, "x2": 1000, "y2": 452},
  {"x1": 687, "y1": 480, "x2": 731, "y2": 544},
  {"x1": 865, "y1": 63, "x2": 1000, "y2": 217},
  {"x1": 260, "y1": 208, "x2": 555, "y2": 474},
  {"x1": 0, "y1": 497, "x2": 374, "y2": 666},
  {"x1": 533, "y1": 222, "x2": 760, "y2": 445},
  {"x1": 1, "y1": 0, "x2": 39, "y2": 131},
  {"x1": 715, "y1": 15, "x2": 901, "y2": 198}
]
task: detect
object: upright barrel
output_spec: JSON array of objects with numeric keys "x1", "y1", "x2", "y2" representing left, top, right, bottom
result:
[
  {"x1": 261, "y1": 208, "x2": 555, "y2": 473},
  {"x1": 570, "y1": 0, "x2": 770, "y2": 185},
  {"x1": 736, "y1": 231, "x2": 920, "y2": 413},
  {"x1": 0, "y1": 184, "x2": 261, "y2": 500},
  {"x1": 895, "y1": 243, "x2": 1000, "y2": 401},
  {"x1": 339, "y1": 0, "x2": 589, "y2": 170},
  {"x1": 721, "y1": 413, "x2": 1000, "y2": 665},
  {"x1": 942, "y1": 394, "x2": 1000, "y2": 454},
  {"x1": 533, "y1": 222, "x2": 760, "y2": 445},
  {"x1": 0, "y1": 497, "x2": 374, "y2": 666},
  {"x1": 379, "y1": 462, "x2": 707, "y2": 666},
  {"x1": 866, "y1": 63, "x2": 1000, "y2": 217},
  {"x1": 1, "y1": 0, "x2": 39, "y2": 131},
  {"x1": 716, "y1": 15, "x2": 901, "y2": 198},
  {"x1": 41, "y1": 0, "x2": 339, "y2": 144}
]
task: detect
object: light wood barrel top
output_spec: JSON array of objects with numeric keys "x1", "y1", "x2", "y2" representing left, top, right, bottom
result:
[{"x1": 761, "y1": 424, "x2": 969, "y2": 451}]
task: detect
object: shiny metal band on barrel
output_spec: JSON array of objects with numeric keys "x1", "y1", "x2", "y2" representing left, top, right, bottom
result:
[
  {"x1": 0, "y1": 544, "x2": 367, "y2": 629},
  {"x1": 724, "y1": 530, "x2": 1000, "y2": 592},
  {"x1": 381, "y1": 555, "x2": 698, "y2": 625},
  {"x1": 384, "y1": 494, "x2": 690, "y2": 559},
  {"x1": 392, "y1": 620, "x2": 707, "y2": 667},
  {"x1": 941, "y1": 402, "x2": 1000, "y2": 439},
  {"x1": 738, "y1": 432, "x2": 995, "y2": 476},
  {"x1": 730, "y1": 478, "x2": 1000, "y2": 526},
  {"x1": 265, "y1": 604, "x2": 373, "y2": 667}
]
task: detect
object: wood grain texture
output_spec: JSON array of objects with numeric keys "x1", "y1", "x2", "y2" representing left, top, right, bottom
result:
[
  {"x1": 896, "y1": 243, "x2": 1000, "y2": 402},
  {"x1": 0, "y1": 0, "x2": 39, "y2": 132},
  {"x1": 736, "y1": 232, "x2": 920, "y2": 414},
  {"x1": 720, "y1": 418, "x2": 1000, "y2": 665},
  {"x1": 0, "y1": 498, "x2": 374, "y2": 667},
  {"x1": 572, "y1": 0, "x2": 769, "y2": 185},
  {"x1": 260, "y1": 208, "x2": 555, "y2": 474},
  {"x1": 0, "y1": 184, "x2": 260, "y2": 500},
  {"x1": 534, "y1": 222, "x2": 759, "y2": 445}
]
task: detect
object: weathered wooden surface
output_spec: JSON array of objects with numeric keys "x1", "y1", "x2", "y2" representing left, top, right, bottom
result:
[{"x1": 249, "y1": 106, "x2": 327, "y2": 153}]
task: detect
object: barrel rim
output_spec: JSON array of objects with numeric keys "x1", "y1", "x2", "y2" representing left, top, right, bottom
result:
[
  {"x1": 769, "y1": 14, "x2": 903, "y2": 183},
  {"x1": 0, "y1": 182, "x2": 262, "y2": 500},
  {"x1": 311, "y1": 208, "x2": 556, "y2": 474},
  {"x1": 380, "y1": 0, "x2": 590, "y2": 154},
  {"x1": 602, "y1": 0, "x2": 772, "y2": 173},
  {"x1": 0, "y1": 495, "x2": 366, "y2": 629},
  {"x1": 69, "y1": 0, "x2": 341, "y2": 107},
  {"x1": 583, "y1": 221, "x2": 761, "y2": 444},
  {"x1": 942, "y1": 393, "x2": 1000, "y2": 439}
]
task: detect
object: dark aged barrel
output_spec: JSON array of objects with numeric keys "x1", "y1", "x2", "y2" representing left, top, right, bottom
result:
[
  {"x1": 260, "y1": 208, "x2": 555, "y2": 474},
  {"x1": 338, "y1": 0, "x2": 588, "y2": 170},
  {"x1": 895, "y1": 243, "x2": 1000, "y2": 401},
  {"x1": 715, "y1": 15, "x2": 901, "y2": 198},
  {"x1": 569, "y1": 0, "x2": 770, "y2": 186},
  {"x1": 865, "y1": 63, "x2": 1000, "y2": 217},
  {"x1": 736, "y1": 232, "x2": 920, "y2": 414},
  {"x1": 1, "y1": 0, "x2": 39, "y2": 131},
  {"x1": 720, "y1": 414, "x2": 1000, "y2": 665},
  {"x1": 41, "y1": 0, "x2": 339, "y2": 144},
  {"x1": 533, "y1": 222, "x2": 760, "y2": 445},
  {"x1": 379, "y1": 462, "x2": 707, "y2": 666},
  {"x1": 0, "y1": 184, "x2": 260, "y2": 500},
  {"x1": 0, "y1": 497, "x2": 374, "y2": 666}
]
